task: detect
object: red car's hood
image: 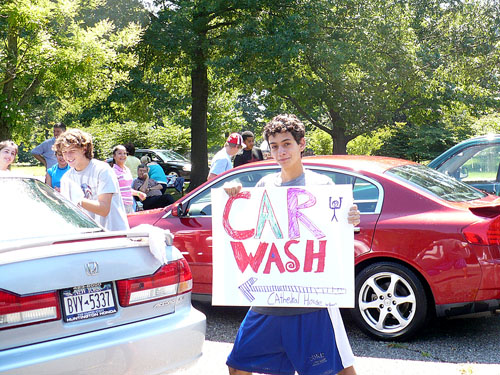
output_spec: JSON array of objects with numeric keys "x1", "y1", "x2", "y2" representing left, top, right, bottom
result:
[{"x1": 128, "y1": 206, "x2": 169, "y2": 227}]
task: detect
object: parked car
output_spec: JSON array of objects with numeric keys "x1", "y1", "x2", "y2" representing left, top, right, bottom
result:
[
  {"x1": 428, "y1": 134, "x2": 500, "y2": 195},
  {"x1": 128, "y1": 155, "x2": 500, "y2": 341},
  {"x1": 0, "y1": 176, "x2": 205, "y2": 374},
  {"x1": 135, "y1": 149, "x2": 191, "y2": 180}
]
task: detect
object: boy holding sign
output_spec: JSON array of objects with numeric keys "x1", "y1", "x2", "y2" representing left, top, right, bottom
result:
[{"x1": 225, "y1": 114, "x2": 359, "y2": 375}]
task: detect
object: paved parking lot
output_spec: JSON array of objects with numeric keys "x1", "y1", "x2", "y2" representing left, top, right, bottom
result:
[
  {"x1": 176, "y1": 340, "x2": 500, "y2": 375},
  {"x1": 174, "y1": 303, "x2": 500, "y2": 374}
]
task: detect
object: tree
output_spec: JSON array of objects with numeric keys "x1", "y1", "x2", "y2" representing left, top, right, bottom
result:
[
  {"x1": 142, "y1": 0, "x2": 302, "y2": 190},
  {"x1": 472, "y1": 112, "x2": 500, "y2": 134},
  {"x1": 86, "y1": 120, "x2": 190, "y2": 159},
  {"x1": 229, "y1": 0, "x2": 500, "y2": 154},
  {"x1": 0, "y1": 0, "x2": 143, "y2": 141}
]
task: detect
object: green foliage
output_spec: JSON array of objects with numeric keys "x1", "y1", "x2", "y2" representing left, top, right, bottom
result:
[
  {"x1": 307, "y1": 127, "x2": 332, "y2": 155},
  {"x1": 0, "y1": 0, "x2": 144, "y2": 141},
  {"x1": 86, "y1": 120, "x2": 190, "y2": 159},
  {"x1": 206, "y1": 82, "x2": 248, "y2": 150},
  {"x1": 235, "y1": 92, "x2": 275, "y2": 142},
  {"x1": 375, "y1": 122, "x2": 457, "y2": 162},
  {"x1": 471, "y1": 113, "x2": 500, "y2": 134},
  {"x1": 226, "y1": 0, "x2": 500, "y2": 154},
  {"x1": 347, "y1": 127, "x2": 395, "y2": 156},
  {"x1": 140, "y1": 0, "x2": 305, "y2": 188},
  {"x1": 2, "y1": 0, "x2": 500, "y2": 174},
  {"x1": 15, "y1": 143, "x2": 37, "y2": 164}
]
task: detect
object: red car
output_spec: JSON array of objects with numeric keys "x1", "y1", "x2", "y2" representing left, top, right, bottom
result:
[{"x1": 129, "y1": 155, "x2": 500, "y2": 340}]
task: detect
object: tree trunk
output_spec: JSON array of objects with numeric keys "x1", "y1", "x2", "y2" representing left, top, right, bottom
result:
[
  {"x1": 0, "y1": 25, "x2": 17, "y2": 140},
  {"x1": 331, "y1": 127, "x2": 348, "y2": 155},
  {"x1": 187, "y1": 44, "x2": 209, "y2": 192},
  {"x1": 0, "y1": 118, "x2": 10, "y2": 140}
]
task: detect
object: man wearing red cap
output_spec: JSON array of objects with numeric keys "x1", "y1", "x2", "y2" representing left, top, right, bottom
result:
[{"x1": 207, "y1": 132, "x2": 243, "y2": 181}]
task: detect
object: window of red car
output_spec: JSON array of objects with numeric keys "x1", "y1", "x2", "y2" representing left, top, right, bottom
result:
[
  {"x1": 183, "y1": 166, "x2": 382, "y2": 216},
  {"x1": 185, "y1": 168, "x2": 279, "y2": 216},
  {"x1": 388, "y1": 164, "x2": 487, "y2": 201}
]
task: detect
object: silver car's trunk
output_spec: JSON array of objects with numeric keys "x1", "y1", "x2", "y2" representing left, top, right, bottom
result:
[{"x1": 0, "y1": 234, "x2": 183, "y2": 351}]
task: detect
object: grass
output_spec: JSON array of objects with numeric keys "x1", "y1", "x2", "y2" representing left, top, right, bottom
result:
[
  {"x1": 465, "y1": 171, "x2": 496, "y2": 180},
  {"x1": 11, "y1": 164, "x2": 46, "y2": 177},
  {"x1": 169, "y1": 182, "x2": 189, "y2": 201}
]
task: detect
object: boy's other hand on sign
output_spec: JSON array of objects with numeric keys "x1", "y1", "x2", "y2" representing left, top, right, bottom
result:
[
  {"x1": 347, "y1": 204, "x2": 360, "y2": 226},
  {"x1": 223, "y1": 182, "x2": 243, "y2": 197}
]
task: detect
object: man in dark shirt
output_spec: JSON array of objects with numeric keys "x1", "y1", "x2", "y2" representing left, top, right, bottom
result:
[{"x1": 233, "y1": 131, "x2": 264, "y2": 167}]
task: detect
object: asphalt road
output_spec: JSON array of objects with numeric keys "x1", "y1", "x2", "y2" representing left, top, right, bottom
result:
[{"x1": 175, "y1": 303, "x2": 500, "y2": 374}]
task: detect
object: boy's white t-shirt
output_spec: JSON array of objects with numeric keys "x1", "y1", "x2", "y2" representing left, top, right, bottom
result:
[
  {"x1": 209, "y1": 148, "x2": 232, "y2": 176},
  {"x1": 60, "y1": 159, "x2": 129, "y2": 231}
]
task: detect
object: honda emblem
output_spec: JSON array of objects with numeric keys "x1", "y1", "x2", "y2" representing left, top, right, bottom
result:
[{"x1": 85, "y1": 262, "x2": 99, "y2": 276}]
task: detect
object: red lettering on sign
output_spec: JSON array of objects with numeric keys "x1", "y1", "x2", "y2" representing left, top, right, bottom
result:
[
  {"x1": 263, "y1": 243, "x2": 285, "y2": 274},
  {"x1": 230, "y1": 239, "x2": 328, "y2": 274},
  {"x1": 223, "y1": 192, "x2": 255, "y2": 240},
  {"x1": 284, "y1": 240, "x2": 300, "y2": 272},
  {"x1": 304, "y1": 240, "x2": 326, "y2": 273},
  {"x1": 230, "y1": 241, "x2": 268, "y2": 273}
]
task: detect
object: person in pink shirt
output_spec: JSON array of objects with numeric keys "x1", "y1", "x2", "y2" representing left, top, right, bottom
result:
[{"x1": 112, "y1": 145, "x2": 146, "y2": 213}]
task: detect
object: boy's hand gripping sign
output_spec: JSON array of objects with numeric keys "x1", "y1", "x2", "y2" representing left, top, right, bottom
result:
[{"x1": 212, "y1": 185, "x2": 355, "y2": 308}]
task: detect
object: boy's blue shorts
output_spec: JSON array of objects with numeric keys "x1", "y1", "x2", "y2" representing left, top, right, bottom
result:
[{"x1": 226, "y1": 308, "x2": 353, "y2": 375}]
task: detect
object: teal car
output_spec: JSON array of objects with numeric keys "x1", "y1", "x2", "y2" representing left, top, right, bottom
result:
[{"x1": 428, "y1": 134, "x2": 500, "y2": 195}]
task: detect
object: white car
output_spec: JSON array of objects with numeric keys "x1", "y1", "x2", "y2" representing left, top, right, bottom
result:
[{"x1": 0, "y1": 176, "x2": 205, "y2": 374}]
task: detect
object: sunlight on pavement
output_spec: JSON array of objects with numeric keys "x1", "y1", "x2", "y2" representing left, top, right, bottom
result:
[{"x1": 171, "y1": 341, "x2": 500, "y2": 375}]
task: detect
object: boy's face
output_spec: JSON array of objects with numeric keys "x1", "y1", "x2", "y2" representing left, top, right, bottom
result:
[
  {"x1": 53, "y1": 127, "x2": 64, "y2": 138},
  {"x1": 268, "y1": 132, "x2": 305, "y2": 169},
  {"x1": 62, "y1": 146, "x2": 88, "y2": 171},
  {"x1": 227, "y1": 144, "x2": 241, "y2": 156},
  {"x1": 243, "y1": 137, "x2": 254, "y2": 150},
  {"x1": 56, "y1": 152, "x2": 67, "y2": 167}
]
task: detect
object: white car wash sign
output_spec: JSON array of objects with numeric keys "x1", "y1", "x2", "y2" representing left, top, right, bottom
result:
[{"x1": 212, "y1": 185, "x2": 355, "y2": 308}]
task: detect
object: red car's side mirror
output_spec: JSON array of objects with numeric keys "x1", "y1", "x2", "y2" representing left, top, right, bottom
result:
[{"x1": 171, "y1": 202, "x2": 184, "y2": 217}]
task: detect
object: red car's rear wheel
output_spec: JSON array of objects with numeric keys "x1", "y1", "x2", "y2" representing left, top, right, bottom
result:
[{"x1": 351, "y1": 262, "x2": 428, "y2": 341}]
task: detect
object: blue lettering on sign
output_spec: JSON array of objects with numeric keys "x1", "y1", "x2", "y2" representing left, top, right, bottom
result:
[{"x1": 238, "y1": 277, "x2": 346, "y2": 304}]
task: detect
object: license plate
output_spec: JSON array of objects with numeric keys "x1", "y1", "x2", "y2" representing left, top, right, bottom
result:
[{"x1": 61, "y1": 282, "x2": 117, "y2": 322}]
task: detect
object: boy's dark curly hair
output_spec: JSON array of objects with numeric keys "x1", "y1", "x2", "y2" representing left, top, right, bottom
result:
[{"x1": 262, "y1": 114, "x2": 305, "y2": 144}]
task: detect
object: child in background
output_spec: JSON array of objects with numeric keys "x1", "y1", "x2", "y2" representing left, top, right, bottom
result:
[{"x1": 54, "y1": 129, "x2": 129, "y2": 231}]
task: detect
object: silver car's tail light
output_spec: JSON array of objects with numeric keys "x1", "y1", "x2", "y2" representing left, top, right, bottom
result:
[
  {"x1": 178, "y1": 258, "x2": 193, "y2": 295},
  {"x1": 0, "y1": 290, "x2": 61, "y2": 330},
  {"x1": 116, "y1": 258, "x2": 193, "y2": 307}
]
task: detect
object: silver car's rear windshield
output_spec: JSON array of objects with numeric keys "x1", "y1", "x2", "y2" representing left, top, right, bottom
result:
[
  {"x1": 0, "y1": 177, "x2": 101, "y2": 242},
  {"x1": 387, "y1": 164, "x2": 487, "y2": 202}
]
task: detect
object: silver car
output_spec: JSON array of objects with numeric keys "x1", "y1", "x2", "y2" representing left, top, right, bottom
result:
[{"x1": 0, "y1": 176, "x2": 206, "y2": 374}]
